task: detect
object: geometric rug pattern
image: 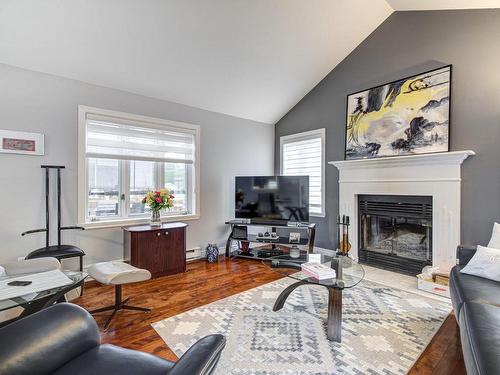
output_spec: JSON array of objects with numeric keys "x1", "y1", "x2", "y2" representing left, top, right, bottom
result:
[{"x1": 152, "y1": 277, "x2": 451, "y2": 375}]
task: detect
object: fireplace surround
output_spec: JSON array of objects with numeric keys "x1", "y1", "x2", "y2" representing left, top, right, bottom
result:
[{"x1": 330, "y1": 150, "x2": 474, "y2": 272}]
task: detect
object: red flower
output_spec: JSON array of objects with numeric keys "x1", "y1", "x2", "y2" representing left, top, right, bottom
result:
[
  {"x1": 155, "y1": 197, "x2": 162, "y2": 203},
  {"x1": 155, "y1": 191, "x2": 161, "y2": 196},
  {"x1": 169, "y1": 194, "x2": 174, "y2": 199}
]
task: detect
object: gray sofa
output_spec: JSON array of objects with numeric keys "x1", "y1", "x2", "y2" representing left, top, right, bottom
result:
[{"x1": 450, "y1": 245, "x2": 500, "y2": 375}]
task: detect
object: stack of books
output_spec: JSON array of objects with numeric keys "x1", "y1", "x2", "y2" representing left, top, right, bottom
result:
[
  {"x1": 433, "y1": 272, "x2": 450, "y2": 286},
  {"x1": 301, "y1": 262, "x2": 336, "y2": 280}
]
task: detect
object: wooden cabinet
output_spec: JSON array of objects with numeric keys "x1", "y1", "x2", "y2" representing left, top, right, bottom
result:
[{"x1": 123, "y1": 222, "x2": 187, "y2": 278}]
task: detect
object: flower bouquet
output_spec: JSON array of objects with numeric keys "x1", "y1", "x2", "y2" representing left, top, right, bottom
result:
[{"x1": 142, "y1": 189, "x2": 175, "y2": 226}]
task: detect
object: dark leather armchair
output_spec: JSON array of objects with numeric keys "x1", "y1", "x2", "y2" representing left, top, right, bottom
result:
[{"x1": 0, "y1": 303, "x2": 225, "y2": 375}]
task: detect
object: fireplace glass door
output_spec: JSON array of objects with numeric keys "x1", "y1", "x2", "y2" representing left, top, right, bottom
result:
[
  {"x1": 358, "y1": 195, "x2": 432, "y2": 275},
  {"x1": 360, "y1": 215, "x2": 431, "y2": 262}
]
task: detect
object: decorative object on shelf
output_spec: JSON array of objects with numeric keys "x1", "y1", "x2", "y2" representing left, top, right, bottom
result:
[
  {"x1": 240, "y1": 241, "x2": 251, "y2": 255},
  {"x1": 0, "y1": 129, "x2": 44, "y2": 156},
  {"x1": 290, "y1": 245, "x2": 301, "y2": 259},
  {"x1": 142, "y1": 189, "x2": 175, "y2": 226},
  {"x1": 345, "y1": 65, "x2": 451, "y2": 160},
  {"x1": 337, "y1": 215, "x2": 351, "y2": 256},
  {"x1": 232, "y1": 225, "x2": 248, "y2": 240},
  {"x1": 256, "y1": 231, "x2": 279, "y2": 241},
  {"x1": 289, "y1": 232, "x2": 301, "y2": 243},
  {"x1": 206, "y1": 242, "x2": 219, "y2": 263}
]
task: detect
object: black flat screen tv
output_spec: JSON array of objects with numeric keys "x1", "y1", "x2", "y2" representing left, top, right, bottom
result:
[{"x1": 235, "y1": 176, "x2": 309, "y2": 224}]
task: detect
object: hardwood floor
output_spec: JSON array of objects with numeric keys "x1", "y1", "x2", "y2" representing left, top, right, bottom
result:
[
  {"x1": 74, "y1": 258, "x2": 465, "y2": 373},
  {"x1": 408, "y1": 313, "x2": 465, "y2": 375}
]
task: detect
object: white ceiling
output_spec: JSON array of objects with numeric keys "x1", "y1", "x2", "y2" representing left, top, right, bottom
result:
[
  {"x1": 0, "y1": 1, "x2": 498, "y2": 124},
  {"x1": 387, "y1": 0, "x2": 500, "y2": 11},
  {"x1": 0, "y1": 0, "x2": 393, "y2": 124}
]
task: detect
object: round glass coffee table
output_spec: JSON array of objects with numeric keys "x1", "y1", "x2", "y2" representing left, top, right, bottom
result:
[{"x1": 263, "y1": 252, "x2": 365, "y2": 342}]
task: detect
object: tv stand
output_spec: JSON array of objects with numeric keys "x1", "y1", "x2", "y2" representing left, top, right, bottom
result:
[{"x1": 224, "y1": 220, "x2": 316, "y2": 260}]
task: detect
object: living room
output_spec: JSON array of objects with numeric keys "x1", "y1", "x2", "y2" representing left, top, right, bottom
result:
[{"x1": 0, "y1": 1, "x2": 499, "y2": 374}]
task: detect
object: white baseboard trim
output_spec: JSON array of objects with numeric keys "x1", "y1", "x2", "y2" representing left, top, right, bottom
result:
[
  {"x1": 313, "y1": 246, "x2": 336, "y2": 256},
  {"x1": 312, "y1": 246, "x2": 359, "y2": 263}
]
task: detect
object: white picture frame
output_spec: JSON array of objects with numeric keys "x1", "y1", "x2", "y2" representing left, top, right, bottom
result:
[
  {"x1": 0, "y1": 130, "x2": 45, "y2": 156},
  {"x1": 289, "y1": 232, "x2": 301, "y2": 243}
]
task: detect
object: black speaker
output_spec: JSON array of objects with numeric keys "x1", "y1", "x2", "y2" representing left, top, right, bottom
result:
[{"x1": 232, "y1": 225, "x2": 248, "y2": 240}]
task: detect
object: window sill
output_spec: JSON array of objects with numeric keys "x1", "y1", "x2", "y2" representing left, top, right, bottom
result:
[
  {"x1": 310, "y1": 212, "x2": 326, "y2": 218},
  {"x1": 79, "y1": 214, "x2": 200, "y2": 230}
]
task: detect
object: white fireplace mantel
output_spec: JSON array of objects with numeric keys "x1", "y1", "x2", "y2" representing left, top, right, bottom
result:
[{"x1": 329, "y1": 150, "x2": 475, "y2": 271}]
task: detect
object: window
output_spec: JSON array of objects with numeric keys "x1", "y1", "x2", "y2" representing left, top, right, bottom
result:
[
  {"x1": 280, "y1": 129, "x2": 325, "y2": 217},
  {"x1": 78, "y1": 106, "x2": 199, "y2": 226}
]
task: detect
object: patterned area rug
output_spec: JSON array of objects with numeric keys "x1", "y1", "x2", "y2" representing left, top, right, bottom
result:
[{"x1": 152, "y1": 277, "x2": 451, "y2": 375}]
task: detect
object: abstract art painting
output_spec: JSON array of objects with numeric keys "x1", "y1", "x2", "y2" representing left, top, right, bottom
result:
[
  {"x1": 0, "y1": 130, "x2": 44, "y2": 155},
  {"x1": 345, "y1": 65, "x2": 451, "y2": 160}
]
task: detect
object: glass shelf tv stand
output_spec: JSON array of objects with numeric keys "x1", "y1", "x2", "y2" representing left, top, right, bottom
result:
[{"x1": 224, "y1": 220, "x2": 316, "y2": 260}]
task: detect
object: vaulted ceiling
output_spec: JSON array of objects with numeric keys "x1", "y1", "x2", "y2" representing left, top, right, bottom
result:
[
  {"x1": 386, "y1": 0, "x2": 500, "y2": 11},
  {"x1": 1, "y1": 1, "x2": 499, "y2": 124}
]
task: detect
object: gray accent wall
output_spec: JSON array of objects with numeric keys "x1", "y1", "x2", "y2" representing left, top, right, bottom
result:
[{"x1": 275, "y1": 10, "x2": 500, "y2": 249}]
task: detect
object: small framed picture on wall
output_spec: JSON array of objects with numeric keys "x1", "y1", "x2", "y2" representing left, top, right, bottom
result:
[{"x1": 0, "y1": 130, "x2": 44, "y2": 156}]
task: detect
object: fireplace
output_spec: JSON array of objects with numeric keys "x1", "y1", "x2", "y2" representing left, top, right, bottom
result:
[
  {"x1": 358, "y1": 195, "x2": 432, "y2": 275},
  {"x1": 330, "y1": 151, "x2": 474, "y2": 272}
]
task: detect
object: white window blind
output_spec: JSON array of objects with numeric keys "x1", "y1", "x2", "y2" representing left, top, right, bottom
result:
[
  {"x1": 281, "y1": 129, "x2": 325, "y2": 216},
  {"x1": 86, "y1": 113, "x2": 196, "y2": 164},
  {"x1": 78, "y1": 106, "x2": 200, "y2": 227}
]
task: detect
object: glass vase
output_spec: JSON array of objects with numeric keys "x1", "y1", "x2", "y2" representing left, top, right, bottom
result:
[{"x1": 150, "y1": 210, "x2": 161, "y2": 226}]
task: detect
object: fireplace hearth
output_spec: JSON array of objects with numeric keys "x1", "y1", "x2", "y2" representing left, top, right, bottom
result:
[{"x1": 358, "y1": 195, "x2": 432, "y2": 275}]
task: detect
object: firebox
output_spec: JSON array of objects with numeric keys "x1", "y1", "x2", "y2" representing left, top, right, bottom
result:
[{"x1": 358, "y1": 195, "x2": 432, "y2": 275}]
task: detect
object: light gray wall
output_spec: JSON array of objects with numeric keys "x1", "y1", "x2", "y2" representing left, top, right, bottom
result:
[
  {"x1": 275, "y1": 9, "x2": 500, "y2": 249},
  {"x1": 0, "y1": 63, "x2": 274, "y2": 265}
]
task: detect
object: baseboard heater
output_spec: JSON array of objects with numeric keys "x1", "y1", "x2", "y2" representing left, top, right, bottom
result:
[{"x1": 186, "y1": 246, "x2": 203, "y2": 261}]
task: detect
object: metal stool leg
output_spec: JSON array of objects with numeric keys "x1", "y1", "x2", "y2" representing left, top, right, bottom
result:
[{"x1": 89, "y1": 285, "x2": 150, "y2": 330}]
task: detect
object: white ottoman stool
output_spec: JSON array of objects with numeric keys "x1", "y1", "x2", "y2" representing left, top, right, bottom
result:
[{"x1": 88, "y1": 261, "x2": 151, "y2": 330}]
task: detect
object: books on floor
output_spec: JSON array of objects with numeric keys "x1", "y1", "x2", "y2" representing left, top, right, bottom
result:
[
  {"x1": 301, "y1": 262, "x2": 336, "y2": 280},
  {"x1": 433, "y1": 272, "x2": 450, "y2": 286}
]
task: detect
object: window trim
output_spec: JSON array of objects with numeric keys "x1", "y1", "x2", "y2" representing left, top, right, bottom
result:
[
  {"x1": 78, "y1": 105, "x2": 201, "y2": 229},
  {"x1": 279, "y1": 128, "x2": 326, "y2": 218}
]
